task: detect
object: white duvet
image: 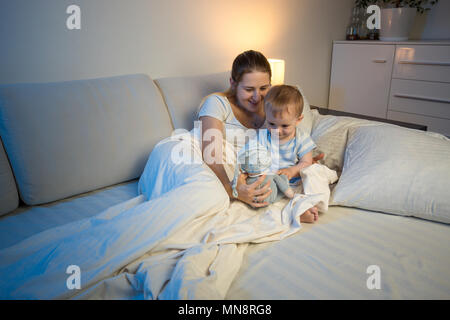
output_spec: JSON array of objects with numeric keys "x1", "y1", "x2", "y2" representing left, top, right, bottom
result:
[{"x1": 0, "y1": 133, "x2": 337, "y2": 299}]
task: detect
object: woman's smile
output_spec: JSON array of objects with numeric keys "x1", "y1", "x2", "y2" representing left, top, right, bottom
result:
[{"x1": 234, "y1": 71, "x2": 271, "y2": 113}]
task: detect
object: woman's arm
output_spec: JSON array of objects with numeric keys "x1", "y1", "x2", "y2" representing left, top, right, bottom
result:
[
  {"x1": 200, "y1": 116, "x2": 232, "y2": 195},
  {"x1": 200, "y1": 116, "x2": 272, "y2": 207}
]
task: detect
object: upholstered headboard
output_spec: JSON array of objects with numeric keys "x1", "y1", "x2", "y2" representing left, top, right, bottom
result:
[
  {"x1": 0, "y1": 74, "x2": 174, "y2": 206},
  {"x1": 155, "y1": 71, "x2": 229, "y2": 131}
]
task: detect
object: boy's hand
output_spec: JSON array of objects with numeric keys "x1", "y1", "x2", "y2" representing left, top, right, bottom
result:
[
  {"x1": 277, "y1": 167, "x2": 298, "y2": 180},
  {"x1": 313, "y1": 153, "x2": 325, "y2": 163}
]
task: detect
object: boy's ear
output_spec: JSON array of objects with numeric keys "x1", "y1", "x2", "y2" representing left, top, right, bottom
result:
[{"x1": 296, "y1": 114, "x2": 304, "y2": 125}]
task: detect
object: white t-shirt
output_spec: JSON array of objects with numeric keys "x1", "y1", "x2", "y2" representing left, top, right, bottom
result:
[{"x1": 197, "y1": 94, "x2": 255, "y2": 152}]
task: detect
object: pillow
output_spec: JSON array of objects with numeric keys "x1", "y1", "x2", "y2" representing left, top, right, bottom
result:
[
  {"x1": 0, "y1": 138, "x2": 18, "y2": 215},
  {"x1": 331, "y1": 125, "x2": 450, "y2": 224},
  {"x1": 310, "y1": 114, "x2": 377, "y2": 174},
  {"x1": 295, "y1": 86, "x2": 313, "y2": 135},
  {"x1": 0, "y1": 74, "x2": 174, "y2": 205}
]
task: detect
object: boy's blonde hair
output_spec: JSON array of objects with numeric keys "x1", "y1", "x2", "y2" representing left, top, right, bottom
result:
[{"x1": 264, "y1": 85, "x2": 303, "y2": 118}]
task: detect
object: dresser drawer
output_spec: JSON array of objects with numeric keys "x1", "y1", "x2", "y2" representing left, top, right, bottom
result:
[
  {"x1": 393, "y1": 45, "x2": 450, "y2": 83},
  {"x1": 387, "y1": 111, "x2": 450, "y2": 137},
  {"x1": 329, "y1": 43, "x2": 394, "y2": 118},
  {"x1": 388, "y1": 79, "x2": 450, "y2": 119}
]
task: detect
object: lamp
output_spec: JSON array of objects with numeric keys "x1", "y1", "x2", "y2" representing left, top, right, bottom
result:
[{"x1": 268, "y1": 58, "x2": 285, "y2": 85}]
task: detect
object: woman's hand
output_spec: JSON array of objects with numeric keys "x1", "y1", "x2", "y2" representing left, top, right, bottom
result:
[{"x1": 235, "y1": 172, "x2": 272, "y2": 208}]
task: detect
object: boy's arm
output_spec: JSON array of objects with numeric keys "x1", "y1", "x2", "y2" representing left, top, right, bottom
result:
[
  {"x1": 295, "y1": 150, "x2": 314, "y2": 173},
  {"x1": 277, "y1": 151, "x2": 313, "y2": 180}
]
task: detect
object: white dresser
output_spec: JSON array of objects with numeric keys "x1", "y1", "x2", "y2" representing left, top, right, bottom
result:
[{"x1": 328, "y1": 40, "x2": 450, "y2": 136}]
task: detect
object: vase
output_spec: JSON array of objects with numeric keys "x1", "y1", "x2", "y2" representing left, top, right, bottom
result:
[{"x1": 380, "y1": 7, "x2": 416, "y2": 41}]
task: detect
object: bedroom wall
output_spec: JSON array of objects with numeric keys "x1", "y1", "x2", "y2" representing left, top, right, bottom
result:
[
  {"x1": 410, "y1": 0, "x2": 450, "y2": 40},
  {"x1": 0, "y1": 0, "x2": 354, "y2": 107}
]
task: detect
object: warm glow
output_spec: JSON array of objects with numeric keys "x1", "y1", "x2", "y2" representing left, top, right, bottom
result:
[
  {"x1": 268, "y1": 59, "x2": 285, "y2": 85},
  {"x1": 397, "y1": 47, "x2": 415, "y2": 61}
]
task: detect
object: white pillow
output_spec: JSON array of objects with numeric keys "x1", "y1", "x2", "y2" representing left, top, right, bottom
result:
[
  {"x1": 331, "y1": 125, "x2": 450, "y2": 224},
  {"x1": 295, "y1": 86, "x2": 313, "y2": 135},
  {"x1": 0, "y1": 74, "x2": 173, "y2": 205},
  {"x1": 310, "y1": 114, "x2": 377, "y2": 174}
]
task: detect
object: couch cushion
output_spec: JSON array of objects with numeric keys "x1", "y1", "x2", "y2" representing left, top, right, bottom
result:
[
  {"x1": 0, "y1": 74, "x2": 173, "y2": 205},
  {"x1": 0, "y1": 180, "x2": 139, "y2": 250},
  {"x1": 155, "y1": 71, "x2": 229, "y2": 130},
  {"x1": 0, "y1": 138, "x2": 19, "y2": 216}
]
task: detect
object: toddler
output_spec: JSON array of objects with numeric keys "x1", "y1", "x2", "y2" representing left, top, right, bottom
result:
[
  {"x1": 237, "y1": 85, "x2": 319, "y2": 222},
  {"x1": 262, "y1": 85, "x2": 316, "y2": 183}
]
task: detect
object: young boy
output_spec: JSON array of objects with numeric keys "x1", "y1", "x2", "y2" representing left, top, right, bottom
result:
[
  {"x1": 257, "y1": 84, "x2": 318, "y2": 222},
  {"x1": 262, "y1": 85, "x2": 315, "y2": 181}
]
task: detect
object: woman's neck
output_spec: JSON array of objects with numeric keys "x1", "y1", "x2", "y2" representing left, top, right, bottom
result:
[{"x1": 227, "y1": 94, "x2": 265, "y2": 129}]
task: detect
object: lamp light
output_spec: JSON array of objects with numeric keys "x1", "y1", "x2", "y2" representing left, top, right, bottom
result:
[{"x1": 268, "y1": 58, "x2": 285, "y2": 85}]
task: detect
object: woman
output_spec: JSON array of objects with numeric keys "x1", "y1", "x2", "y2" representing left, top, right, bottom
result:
[
  {"x1": 140, "y1": 50, "x2": 322, "y2": 214},
  {"x1": 197, "y1": 50, "x2": 273, "y2": 207}
]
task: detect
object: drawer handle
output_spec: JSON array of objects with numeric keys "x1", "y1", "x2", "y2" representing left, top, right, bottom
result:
[
  {"x1": 373, "y1": 59, "x2": 387, "y2": 63},
  {"x1": 398, "y1": 60, "x2": 450, "y2": 66},
  {"x1": 394, "y1": 93, "x2": 450, "y2": 104}
]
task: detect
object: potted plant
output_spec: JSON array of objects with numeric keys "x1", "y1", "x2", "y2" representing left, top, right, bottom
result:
[{"x1": 355, "y1": 0, "x2": 439, "y2": 41}]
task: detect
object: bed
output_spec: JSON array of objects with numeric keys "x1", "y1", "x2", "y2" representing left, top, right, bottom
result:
[{"x1": 0, "y1": 73, "x2": 449, "y2": 300}]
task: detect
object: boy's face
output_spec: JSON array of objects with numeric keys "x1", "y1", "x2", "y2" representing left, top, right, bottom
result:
[{"x1": 266, "y1": 105, "x2": 303, "y2": 144}]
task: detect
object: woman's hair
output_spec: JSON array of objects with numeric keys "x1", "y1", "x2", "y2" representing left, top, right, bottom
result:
[
  {"x1": 226, "y1": 50, "x2": 272, "y2": 98},
  {"x1": 264, "y1": 85, "x2": 304, "y2": 118}
]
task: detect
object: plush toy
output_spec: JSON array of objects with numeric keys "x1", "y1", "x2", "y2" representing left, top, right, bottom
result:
[{"x1": 231, "y1": 143, "x2": 294, "y2": 204}]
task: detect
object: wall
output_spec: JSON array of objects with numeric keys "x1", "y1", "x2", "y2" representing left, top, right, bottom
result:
[
  {"x1": 0, "y1": 0, "x2": 355, "y2": 107},
  {"x1": 410, "y1": 0, "x2": 450, "y2": 40}
]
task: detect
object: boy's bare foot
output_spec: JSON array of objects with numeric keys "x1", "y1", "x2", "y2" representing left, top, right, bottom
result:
[
  {"x1": 299, "y1": 206, "x2": 319, "y2": 223},
  {"x1": 311, "y1": 206, "x2": 319, "y2": 221}
]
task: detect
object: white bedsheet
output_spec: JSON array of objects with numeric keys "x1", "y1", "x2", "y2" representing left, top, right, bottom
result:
[
  {"x1": 227, "y1": 206, "x2": 450, "y2": 299},
  {"x1": 79, "y1": 163, "x2": 336, "y2": 300},
  {"x1": 0, "y1": 133, "x2": 337, "y2": 300}
]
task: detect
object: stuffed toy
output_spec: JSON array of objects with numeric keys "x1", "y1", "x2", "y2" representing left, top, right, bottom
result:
[{"x1": 231, "y1": 143, "x2": 294, "y2": 204}]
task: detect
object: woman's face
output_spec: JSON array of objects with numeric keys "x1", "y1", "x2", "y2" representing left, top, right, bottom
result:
[{"x1": 232, "y1": 71, "x2": 271, "y2": 113}]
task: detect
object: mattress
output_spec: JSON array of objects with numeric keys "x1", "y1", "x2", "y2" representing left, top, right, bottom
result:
[
  {"x1": 1, "y1": 178, "x2": 449, "y2": 299},
  {"x1": 227, "y1": 206, "x2": 450, "y2": 299},
  {"x1": 0, "y1": 180, "x2": 139, "y2": 250}
]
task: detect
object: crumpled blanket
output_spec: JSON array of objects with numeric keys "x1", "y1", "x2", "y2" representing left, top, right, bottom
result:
[{"x1": 0, "y1": 132, "x2": 337, "y2": 300}]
